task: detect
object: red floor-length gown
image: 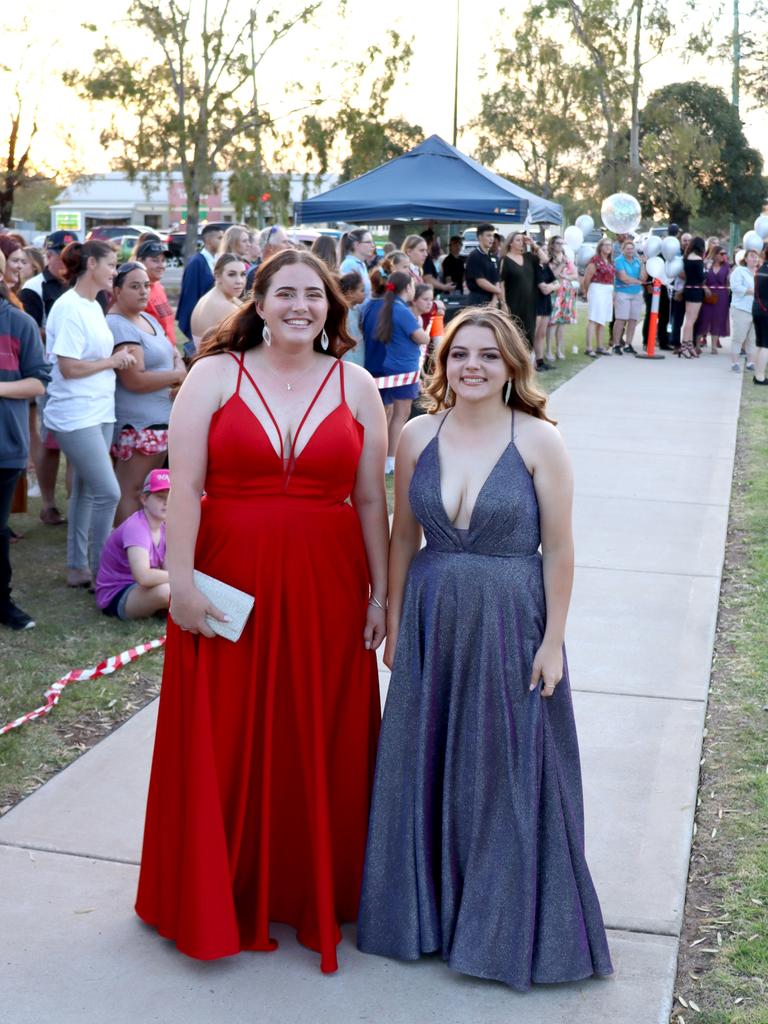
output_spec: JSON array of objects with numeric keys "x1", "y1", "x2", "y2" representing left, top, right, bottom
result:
[{"x1": 135, "y1": 353, "x2": 381, "y2": 972}]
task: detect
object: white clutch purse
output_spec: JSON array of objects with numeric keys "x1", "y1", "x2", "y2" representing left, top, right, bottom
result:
[{"x1": 192, "y1": 570, "x2": 255, "y2": 643}]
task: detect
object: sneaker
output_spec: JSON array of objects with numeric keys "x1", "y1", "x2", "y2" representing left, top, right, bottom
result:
[
  {"x1": 0, "y1": 601, "x2": 36, "y2": 630},
  {"x1": 623, "y1": 344, "x2": 634, "y2": 354},
  {"x1": 730, "y1": 363, "x2": 742, "y2": 373},
  {"x1": 746, "y1": 362, "x2": 755, "y2": 371},
  {"x1": 612, "y1": 345, "x2": 624, "y2": 355}
]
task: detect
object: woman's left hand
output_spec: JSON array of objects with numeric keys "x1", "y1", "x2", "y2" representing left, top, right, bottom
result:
[
  {"x1": 363, "y1": 604, "x2": 386, "y2": 651},
  {"x1": 529, "y1": 640, "x2": 564, "y2": 698}
]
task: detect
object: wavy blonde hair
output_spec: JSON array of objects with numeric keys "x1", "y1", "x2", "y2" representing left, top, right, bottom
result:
[{"x1": 424, "y1": 307, "x2": 555, "y2": 423}]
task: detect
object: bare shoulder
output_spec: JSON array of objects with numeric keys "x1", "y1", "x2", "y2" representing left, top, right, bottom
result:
[
  {"x1": 340, "y1": 359, "x2": 376, "y2": 396},
  {"x1": 399, "y1": 411, "x2": 443, "y2": 458},
  {"x1": 179, "y1": 352, "x2": 236, "y2": 404},
  {"x1": 514, "y1": 410, "x2": 569, "y2": 471}
]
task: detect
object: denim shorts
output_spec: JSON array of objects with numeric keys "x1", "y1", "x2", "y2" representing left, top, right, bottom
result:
[{"x1": 102, "y1": 583, "x2": 137, "y2": 620}]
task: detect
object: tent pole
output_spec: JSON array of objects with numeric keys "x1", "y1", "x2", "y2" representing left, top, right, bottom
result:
[{"x1": 452, "y1": 0, "x2": 460, "y2": 148}]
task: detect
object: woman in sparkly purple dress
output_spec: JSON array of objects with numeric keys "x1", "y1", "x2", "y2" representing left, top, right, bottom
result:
[{"x1": 358, "y1": 307, "x2": 613, "y2": 991}]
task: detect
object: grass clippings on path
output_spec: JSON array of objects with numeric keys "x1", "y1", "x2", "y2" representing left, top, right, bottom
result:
[{"x1": 671, "y1": 378, "x2": 768, "y2": 1024}]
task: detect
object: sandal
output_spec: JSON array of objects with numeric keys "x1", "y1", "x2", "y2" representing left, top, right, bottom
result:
[
  {"x1": 596, "y1": 347, "x2": 611, "y2": 356},
  {"x1": 585, "y1": 349, "x2": 597, "y2": 358}
]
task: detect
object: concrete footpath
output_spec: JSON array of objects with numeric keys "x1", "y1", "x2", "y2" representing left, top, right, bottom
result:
[{"x1": 0, "y1": 350, "x2": 743, "y2": 1024}]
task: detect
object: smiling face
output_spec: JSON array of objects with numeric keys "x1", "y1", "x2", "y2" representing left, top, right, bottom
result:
[
  {"x1": 142, "y1": 253, "x2": 166, "y2": 282},
  {"x1": 445, "y1": 325, "x2": 508, "y2": 404},
  {"x1": 257, "y1": 263, "x2": 329, "y2": 349},
  {"x1": 216, "y1": 259, "x2": 247, "y2": 300},
  {"x1": 4, "y1": 249, "x2": 26, "y2": 286},
  {"x1": 621, "y1": 241, "x2": 636, "y2": 259},
  {"x1": 114, "y1": 267, "x2": 150, "y2": 314},
  {"x1": 745, "y1": 250, "x2": 760, "y2": 270}
]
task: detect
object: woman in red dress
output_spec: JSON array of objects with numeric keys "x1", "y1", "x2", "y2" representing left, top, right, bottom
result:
[{"x1": 135, "y1": 250, "x2": 389, "y2": 973}]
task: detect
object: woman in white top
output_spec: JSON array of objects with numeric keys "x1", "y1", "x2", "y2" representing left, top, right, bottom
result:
[
  {"x1": 729, "y1": 249, "x2": 759, "y2": 372},
  {"x1": 190, "y1": 254, "x2": 246, "y2": 350},
  {"x1": 44, "y1": 240, "x2": 136, "y2": 588},
  {"x1": 339, "y1": 229, "x2": 375, "y2": 301}
]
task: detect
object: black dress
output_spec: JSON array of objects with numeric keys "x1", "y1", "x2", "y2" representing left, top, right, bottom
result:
[
  {"x1": 501, "y1": 253, "x2": 537, "y2": 345},
  {"x1": 683, "y1": 258, "x2": 705, "y2": 303},
  {"x1": 535, "y1": 264, "x2": 556, "y2": 318}
]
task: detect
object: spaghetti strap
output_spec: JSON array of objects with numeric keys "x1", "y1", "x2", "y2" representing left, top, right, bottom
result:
[
  {"x1": 338, "y1": 358, "x2": 345, "y2": 403},
  {"x1": 226, "y1": 351, "x2": 246, "y2": 394},
  {"x1": 435, "y1": 409, "x2": 452, "y2": 437},
  {"x1": 287, "y1": 360, "x2": 340, "y2": 475}
]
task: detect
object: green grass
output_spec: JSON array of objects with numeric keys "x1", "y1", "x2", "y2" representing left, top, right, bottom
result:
[
  {"x1": 0, "y1": 498, "x2": 164, "y2": 812},
  {"x1": 671, "y1": 380, "x2": 768, "y2": 1023}
]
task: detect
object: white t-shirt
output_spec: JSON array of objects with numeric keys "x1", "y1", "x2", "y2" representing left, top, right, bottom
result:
[{"x1": 43, "y1": 288, "x2": 116, "y2": 431}]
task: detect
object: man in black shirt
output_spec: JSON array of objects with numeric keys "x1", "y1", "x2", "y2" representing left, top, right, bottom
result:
[
  {"x1": 441, "y1": 236, "x2": 466, "y2": 292},
  {"x1": 464, "y1": 223, "x2": 503, "y2": 306},
  {"x1": 19, "y1": 230, "x2": 73, "y2": 329}
]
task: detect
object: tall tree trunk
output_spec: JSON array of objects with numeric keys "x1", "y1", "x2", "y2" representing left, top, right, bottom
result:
[
  {"x1": 629, "y1": 0, "x2": 643, "y2": 187},
  {"x1": 184, "y1": 165, "x2": 200, "y2": 259}
]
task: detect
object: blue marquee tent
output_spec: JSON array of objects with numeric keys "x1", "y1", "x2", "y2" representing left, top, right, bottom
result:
[{"x1": 293, "y1": 135, "x2": 563, "y2": 226}]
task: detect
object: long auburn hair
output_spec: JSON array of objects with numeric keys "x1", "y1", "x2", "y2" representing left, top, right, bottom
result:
[
  {"x1": 424, "y1": 307, "x2": 555, "y2": 423},
  {"x1": 196, "y1": 249, "x2": 352, "y2": 360}
]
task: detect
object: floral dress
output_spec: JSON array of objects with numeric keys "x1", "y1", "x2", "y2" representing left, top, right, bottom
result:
[{"x1": 550, "y1": 261, "x2": 578, "y2": 325}]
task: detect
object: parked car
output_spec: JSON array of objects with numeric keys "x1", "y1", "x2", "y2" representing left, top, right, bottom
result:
[
  {"x1": 166, "y1": 222, "x2": 231, "y2": 263},
  {"x1": 86, "y1": 224, "x2": 148, "y2": 242}
]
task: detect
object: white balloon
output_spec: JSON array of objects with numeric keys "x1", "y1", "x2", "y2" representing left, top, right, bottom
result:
[
  {"x1": 744, "y1": 229, "x2": 764, "y2": 252},
  {"x1": 646, "y1": 255, "x2": 665, "y2": 279},
  {"x1": 754, "y1": 214, "x2": 768, "y2": 239},
  {"x1": 563, "y1": 244, "x2": 575, "y2": 262},
  {"x1": 661, "y1": 236, "x2": 681, "y2": 261},
  {"x1": 563, "y1": 226, "x2": 584, "y2": 249},
  {"x1": 666, "y1": 256, "x2": 684, "y2": 279},
  {"x1": 644, "y1": 236, "x2": 662, "y2": 258},
  {"x1": 576, "y1": 243, "x2": 595, "y2": 262},
  {"x1": 575, "y1": 214, "x2": 594, "y2": 236},
  {"x1": 601, "y1": 192, "x2": 641, "y2": 234}
]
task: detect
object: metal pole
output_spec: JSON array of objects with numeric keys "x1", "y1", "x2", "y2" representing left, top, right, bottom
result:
[
  {"x1": 452, "y1": 0, "x2": 460, "y2": 148},
  {"x1": 729, "y1": 0, "x2": 740, "y2": 255}
]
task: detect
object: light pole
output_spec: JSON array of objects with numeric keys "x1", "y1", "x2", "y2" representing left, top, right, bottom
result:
[
  {"x1": 452, "y1": 0, "x2": 460, "y2": 148},
  {"x1": 730, "y1": 0, "x2": 740, "y2": 254}
]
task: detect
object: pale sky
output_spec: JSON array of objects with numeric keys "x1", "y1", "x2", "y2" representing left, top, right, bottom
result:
[{"x1": 4, "y1": 0, "x2": 766, "y2": 181}]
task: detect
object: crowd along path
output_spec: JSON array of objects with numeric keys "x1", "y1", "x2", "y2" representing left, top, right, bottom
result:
[{"x1": 0, "y1": 349, "x2": 743, "y2": 1024}]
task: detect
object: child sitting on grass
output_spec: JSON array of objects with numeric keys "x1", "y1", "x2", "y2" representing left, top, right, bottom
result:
[{"x1": 95, "y1": 469, "x2": 170, "y2": 620}]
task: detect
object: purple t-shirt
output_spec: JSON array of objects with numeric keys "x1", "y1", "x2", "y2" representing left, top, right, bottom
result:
[{"x1": 95, "y1": 509, "x2": 166, "y2": 609}]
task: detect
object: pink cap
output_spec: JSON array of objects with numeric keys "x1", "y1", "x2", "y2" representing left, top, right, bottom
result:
[{"x1": 142, "y1": 468, "x2": 171, "y2": 494}]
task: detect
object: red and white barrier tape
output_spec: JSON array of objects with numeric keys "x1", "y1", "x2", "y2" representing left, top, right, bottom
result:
[
  {"x1": 375, "y1": 370, "x2": 420, "y2": 389},
  {"x1": 0, "y1": 636, "x2": 166, "y2": 736}
]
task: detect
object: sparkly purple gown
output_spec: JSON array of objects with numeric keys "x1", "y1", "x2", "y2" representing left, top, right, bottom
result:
[{"x1": 357, "y1": 411, "x2": 613, "y2": 990}]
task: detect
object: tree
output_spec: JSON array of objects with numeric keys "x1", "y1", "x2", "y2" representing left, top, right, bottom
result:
[
  {"x1": 640, "y1": 82, "x2": 765, "y2": 226},
  {"x1": 301, "y1": 32, "x2": 423, "y2": 183},
  {"x1": 639, "y1": 118, "x2": 720, "y2": 225},
  {"x1": 66, "y1": 0, "x2": 322, "y2": 255},
  {"x1": 470, "y1": 22, "x2": 598, "y2": 200}
]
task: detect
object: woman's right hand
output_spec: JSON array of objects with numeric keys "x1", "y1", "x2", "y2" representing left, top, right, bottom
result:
[
  {"x1": 170, "y1": 584, "x2": 230, "y2": 638},
  {"x1": 111, "y1": 350, "x2": 137, "y2": 371}
]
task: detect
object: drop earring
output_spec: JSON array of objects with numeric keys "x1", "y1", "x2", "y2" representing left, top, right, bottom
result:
[
  {"x1": 321, "y1": 329, "x2": 329, "y2": 351},
  {"x1": 262, "y1": 323, "x2": 272, "y2": 347},
  {"x1": 504, "y1": 379, "x2": 513, "y2": 404},
  {"x1": 445, "y1": 383, "x2": 452, "y2": 403}
]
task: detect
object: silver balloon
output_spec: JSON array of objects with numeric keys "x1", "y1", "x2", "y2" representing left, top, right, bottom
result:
[
  {"x1": 661, "y1": 236, "x2": 681, "y2": 261},
  {"x1": 563, "y1": 243, "x2": 575, "y2": 263},
  {"x1": 576, "y1": 242, "x2": 595, "y2": 263},
  {"x1": 563, "y1": 225, "x2": 584, "y2": 249},
  {"x1": 575, "y1": 214, "x2": 594, "y2": 236},
  {"x1": 600, "y1": 192, "x2": 641, "y2": 235},
  {"x1": 754, "y1": 214, "x2": 768, "y2": 239},
  {"x1": 743, "y1": 230, "x2": 764, "y2": 252},
  {"x1": 645, "y1": 255, "x2": 665, "y2": 280},
  {"x1": 644, "y1": 236, "x2": 662, "y2": 258},
  {"x1": 666, "y1": 256, "x2": 684, "y2": 279}
]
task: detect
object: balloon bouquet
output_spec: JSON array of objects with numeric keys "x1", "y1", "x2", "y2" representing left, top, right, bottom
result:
[{"x1": 744, "y1": 215, "x2": 768, "y2": 254}]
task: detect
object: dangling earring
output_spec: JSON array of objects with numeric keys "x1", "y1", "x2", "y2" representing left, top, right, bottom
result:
[
  {"x1": 262, "y1": 323, "x2": 272, "y2": 347},
  {"x1": 504, "y1": 378, "x2": 513, "y2": 404},
  {"x1": 445, "y1": 383, "x2": 452, "y2": 403},
  {"x1": 321, "y1": 328, "x2": 329, "y2": 351}
]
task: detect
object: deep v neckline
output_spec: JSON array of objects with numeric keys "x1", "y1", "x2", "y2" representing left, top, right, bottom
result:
[
  {"x1": 226, "y1": 353, "x2": 346, "y2": 478},
  {"x1": 432, "y1": 409, "x2": 516, "y2": 535}
]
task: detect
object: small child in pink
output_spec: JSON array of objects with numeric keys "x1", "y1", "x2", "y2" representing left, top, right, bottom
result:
[{"x1": 95, "y1": 469, "x2": 170, "y2": 620}]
